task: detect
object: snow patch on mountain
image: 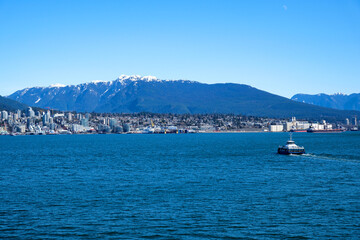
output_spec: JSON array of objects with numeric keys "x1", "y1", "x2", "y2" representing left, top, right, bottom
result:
[
  {"x1": 116, "y1": 75, "x2": 162, "y2": 83},
  {"x1": 333, "y1": 92, "x2": 348, "y2": 96},
  {"x1": 91, "y1": 80, "x2": 108, "y2": 84},
  {"x1": 49, "y1": 83, "x2": 66, "y2": 88}
]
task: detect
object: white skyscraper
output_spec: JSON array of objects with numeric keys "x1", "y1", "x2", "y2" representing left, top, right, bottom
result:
[
  {"x1": 346, "y1": 118, "x2": 350, "y2": 125},
  {"x1": 67, "y1": 112, "x2": 72, "y2": 121},
  {"x1": 27, "y1": 107, "x2": 35, "y2": 118},
  {"x1": 1, "y1": 110, "x2": 8, "y2": 120}
]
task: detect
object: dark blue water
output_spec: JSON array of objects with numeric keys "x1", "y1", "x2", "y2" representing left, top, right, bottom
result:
[{"x1": 1, "y1": 132, "x2": 360, "y2": 239}]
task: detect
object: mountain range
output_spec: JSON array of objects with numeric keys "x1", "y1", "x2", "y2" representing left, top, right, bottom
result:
[
  {"x1": 7, "y1": 75, "x2": 360, "y2": 120},
  {"x1": 292, "y1": 93, "x2": 360, "y2": 111},
  {"x1": 0, "y1": 95, "x2": 28, "y2": 112}
]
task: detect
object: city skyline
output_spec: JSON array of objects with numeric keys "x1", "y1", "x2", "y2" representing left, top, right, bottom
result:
[{"x1": 1, "y1": 0, "x2": 360, "y2": 98}]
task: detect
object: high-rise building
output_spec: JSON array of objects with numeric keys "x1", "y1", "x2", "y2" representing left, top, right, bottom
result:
[
  {"x1": 27, "y1": 107, "x2": 35, "y2": 118},
  {"x1": 1, "y1": 110, "x2": 8, "y2": 120},
  {"x1": 42, "y1": 113, "x2": 49, "y2": 125},
  {"x1": 346, "y1": 118, "x2": 350, "y2": 125},
  {"x1": 109, "y1": 118, "x2": 118, "y2": 128},
  {"x1": 49, "y1": 123, "x2": 56, "y2": 131},
  {"x1": 46, "y1": 110, "x2": 51, "y2": 120},
  {"x1": 67, "y1": 112, "x2": 72, "y2": 121},
  {"x1": 81, "y1": 118, "x2": 89, "y2": 127},
  {"x1": 27, "y1": 118, "x2": 33, "y2": 129}
]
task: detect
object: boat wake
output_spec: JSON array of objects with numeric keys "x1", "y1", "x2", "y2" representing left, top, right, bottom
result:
[{"x1": 300, "y1": 153, "x2": 360, "y2": 163}]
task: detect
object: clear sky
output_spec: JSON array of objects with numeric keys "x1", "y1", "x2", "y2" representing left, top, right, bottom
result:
[{"x1": 0, "y1": 0, "x2": 359, "y2": 98}]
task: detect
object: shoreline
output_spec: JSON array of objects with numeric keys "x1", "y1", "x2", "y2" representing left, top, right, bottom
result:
[{"x1": 2, "y1": 130, "x2": 356, "y2": 136}]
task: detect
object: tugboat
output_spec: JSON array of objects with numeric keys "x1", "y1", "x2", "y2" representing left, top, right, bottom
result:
[{"x1": 278, "y1": 133, "x2": 305, "y2": 155}]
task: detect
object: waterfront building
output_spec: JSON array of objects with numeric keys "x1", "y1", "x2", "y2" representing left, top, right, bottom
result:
[
  {"x1": 123, "y1": 123, "x2": 130, "y2": 132},
  {"x1": 16, "y1": 125, "x2": 26, "y2": 133},
  {"x1": 98, "y1": 124, "x2": 111, "y2": 133},
  {"x1": 0, "y1": 126, "x2": 8, "y2": 135},
  {"x1": 284, "y1": 121, "x2": 295, "y2": 131},
  {"x1": 71, "y1": 124, "x2": 83, "y2": 133},
  {"x1": 81, "y1": 118, "x2": 89, "y2": 127},
  {"x1": 296, "y1": 121, "x2": 310, "y2": 130},
  {"x1": 284, "y1": 117, "x2": 310, "y2": 131},
  {"x1": 35, "y1": 125, "x2": 42, "y2": 134},
  {"x1": 269, "y1": 124, "x2": 284, "y2": 132},
  {"x1": 114, "y1": 125, "x2": 123, "y2": 133},
  {"x1": 109, "y1": 118, "x2": 118, "y2": 128}
]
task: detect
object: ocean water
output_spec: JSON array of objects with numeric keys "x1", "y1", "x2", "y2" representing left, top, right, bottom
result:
[{"x1": 1, "y1": 132, "x2": 360, "y2": 239}]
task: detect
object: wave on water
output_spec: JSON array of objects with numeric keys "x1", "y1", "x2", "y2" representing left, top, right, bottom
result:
[{"x1": 301, "y1": 153, "x2": 360, "y2": 162}]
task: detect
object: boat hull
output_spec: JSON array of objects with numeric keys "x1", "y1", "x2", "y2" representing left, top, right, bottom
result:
[
  {"x1": 307, "y1": 129, "x2": 344, "y2": 133},
  {"x1": 290, "y1": 129, "x2": 307, "y2": 132},
  {"x1": 278, "y1": 148, "x2": 305, "y2": 155}
]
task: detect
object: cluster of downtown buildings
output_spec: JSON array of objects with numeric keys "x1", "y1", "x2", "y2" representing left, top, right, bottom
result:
[
  {"x1": 0, "y1": 107, "x2": 358, "y2": 135},
  {"x1": 269, "y1": 117, "x2": 359, "y2": 132}
]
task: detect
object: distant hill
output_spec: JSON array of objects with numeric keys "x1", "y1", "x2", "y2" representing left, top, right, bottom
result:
[
  {"x1": 8, "y1": 75, "x2": 360, "y2": 121},
  {"x1": 292, "y1": 93, "x2": 360, "y2": 111},
  {"x1": 0, "y1": 95, "x2": 28, "y2": 111}
]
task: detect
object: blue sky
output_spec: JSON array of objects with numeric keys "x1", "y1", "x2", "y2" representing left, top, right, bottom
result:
[{"x1": 0, "y1": 0, "x2": 359, "y2": 98}]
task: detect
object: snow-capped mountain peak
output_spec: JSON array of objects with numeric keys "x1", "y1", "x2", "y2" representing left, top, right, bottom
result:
[
  {"x1": 291, "y1": 92, "x2": 360, "y2": 111},
  {"x1": 40, "y1": 75, "x2": 176, "y2": 90},
  {"x1": 49, "y1": 83, "x2": 66, "y2": 88},
  {"x1": 116, "y1": 75, "x2": 161, "y2": 83}
]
